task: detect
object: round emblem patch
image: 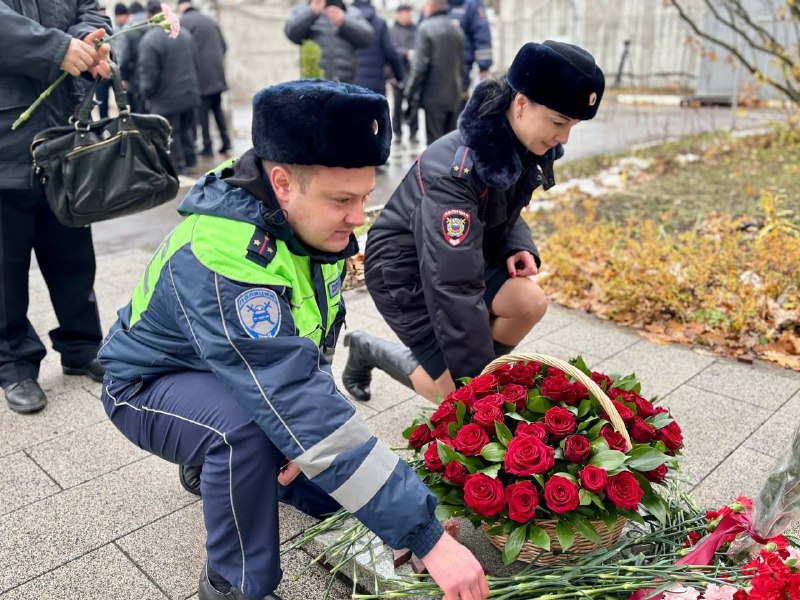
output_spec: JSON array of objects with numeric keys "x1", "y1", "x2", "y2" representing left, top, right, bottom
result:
[
  {"x1": 588, "y1": 92, "x2": 598, "y2": 106},
  {"x1": 236, "y1": 288, "x2": 281, "y2": 339},
  {"x1": 441, "y1": 208, "x2": 471, "y2": 247}
]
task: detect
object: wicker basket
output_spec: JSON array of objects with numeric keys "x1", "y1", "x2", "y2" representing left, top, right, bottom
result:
[{"x1": 478, "y1": 352, "x2": 633, "y2": 563}]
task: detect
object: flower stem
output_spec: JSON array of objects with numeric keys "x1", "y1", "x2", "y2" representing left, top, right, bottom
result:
[{"x1": 11, "y1": 72, "x2": 68, "y2": 131}]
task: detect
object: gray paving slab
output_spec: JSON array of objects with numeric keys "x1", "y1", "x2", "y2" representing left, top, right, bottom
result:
[
  {"x1": 27, "y1": 420, "x2": 150, "y2": 489},
  {"x1": 365, "y1": 396, "x2": 432, "y2": 458},
  {"x1": 743, "y1": 391, "x2": 800, "y2": 458},
  {"x1": 0, "y1": 544, "x2": 168, "y2": 600},
  {"x1": 276, "y1": 549, "x2": 354, "y2": 600},
  {"x1": 690, "y1": 446, "x2": 777, "y2": 510},
  {"x1": 660, "y1": 385, "x2": 772, "y2": 486},
  {"x1": 0, "y1": 452, "x2": 60, "y2": 517},
  {"x1": 686, "y1": 360, "x2": 800, "y2": 410},
  {"x1": 593, "y1": 341, "x2": 717, "y2": 401},
  {"x1": 537, "y1": 314, "x2": 641, "y2": 360},
  {"x1": 0, "y1": 456, "x2": 193, "y2": 592},
  {"x1": 514, "y1": 337, "x2": 603, "y2": 369}
]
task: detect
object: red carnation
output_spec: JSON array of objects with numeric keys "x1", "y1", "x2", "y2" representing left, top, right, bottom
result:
[
  {"x1": 504, "y1": 435, "x2": 555, "y2": 476},
  {"x1": 543, "y1": 475, "x2": 580, "y2": 514},
  {"x1": 643, "y1": 463, "x2": 668, "y2": 484},
  {"x1": 600, "y1": 425, "x2": 628, "y2": 451},
  {"x1": 501, "y1": 384, "x2": 528, "y2": 411},
  {"x1": 606, "y1": 471, "x2": 644, "y2": 511},
  {"x1": 504, "y1": 481, "x2": 539, "y2": 523},
  {"x1": 463, "y1": 473, "x2": 505, "y2": 517},
  {"x1": 544, "y1": 406, "x2": 577, "y2": 439},
  {"x1": 564, "y1": 435, "x2": 591, "y2": 462},
  {"x1": 509, "y1": 361, "x2": 541, "y2": 386},
  {"x1": 454, "y1": 423, "x2": 489, "y2": 456},
  {"x1": 408, "y1": 423, "x2": 433, "y2": 450},
  {"x1": 657, "y1": 420, "x2": 684, "y2": 452},
  {"x1": 445, "y1": 385, "x2": 477, "y2": 410},
  {"x1": 515, "y1": 421, "x2": 547, "y2": 442},
  {"x1": 630, "y1": 416, "x2": 657, "y2": 443},
  {"x1": 468, "y1": 373, "x2": 498, "y2": 398},
  {"x1": 430, "y1": 399, "x2": 458, "y2": 425},
  {"x1": 579, "y1": 465, "x2": 608, "y2": 493},
  {"x1": 424, "y1": 441, "x2": 446, "y2": 472},
  {"x1": 732, "y1": 590, "x2": 749, "y2": 600},
  {"x1": 541, "y1": 372, "x2": 578, "y2": 405},
  {"x1": 444, "y1": 460, "x2": 468, "y2": 486}
]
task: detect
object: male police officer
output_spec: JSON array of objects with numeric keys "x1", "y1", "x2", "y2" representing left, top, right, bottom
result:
[{"x1": 98, "y1": 80, "x2": 488, "y2": 600}]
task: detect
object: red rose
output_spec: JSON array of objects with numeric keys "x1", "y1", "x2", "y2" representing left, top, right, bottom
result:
[
  {"x1": 463, "y1": 473, "x2": 505, "y2": 517},
  {"x1": 509, "y1": 362, "x2": 540, "y2": 386},
  {"x1": 424, "y1": 441, "x2": 446, "y2": 472},
  {"x1": 643, "y1": 463, "x2": 668, "y2": 484},
  {"x1": 472, "y1": 393, "x2": 505, "y2": 412},
  {"x1": 468, "y1": 374, "x2": 498, "y2": 398},
  {"x1": 473, "y1": 405, "x2": 505, "y2": 432},
  {"x1": 541, "y1": 372, "x2": 578, "y2": 405},
  {"x1": 544, "y1": 406, "x2": 576, "y2": 439},
  {"x1": 571, "y1": 381, "x2": 589, "y2": 402},
  {"x1": 515, "y1": 421, "x2": 547, "y2": 442},
  {"x1": 603, "y1": 400, "x2": 635, "y2": 425},
  {"x1": 606, "y1": 471, "x2": 644, "y2": 510},
  {"x1": 408, "y1": 423, "x2": 433, "y2": 450},
  {"x1": 600, "y1": 425, "x2": 628, "y2": 451},
  {"x1": 431, "y1": 421, "x2": 454, "y2": 441},
  {"x1": 430, "y1": 400, "x2": 458, "y2": 425},
  {"x1": 454, "y1": 423, "x2": 489, "y2": 456},
  {"x1": 492, "y1": 364, "x2": 515, "y2": 385},
  {"x1": 445, "y1": 385, "x2": 477, "y2": 410},
  {"x1": 543, "y1": 475, "x2": 580, "y2": 514},
  {"x1": 631, "y1": 393, "x2": 656, "y2": 418},
  {"x1": 504, "y1": 481, "x2": 539, "y2": 523},
  {"x1": 657, "y1": 420, "x2": 684, "y2": 452},
  {"x1": 607, "y1": 388, "x2": 631, "y2": 402},
  {"x1": 504, "y1": 435, "x2": 555, "y2": 476},
  {"x1": 579, "y1": 465, "x2": 608, "y2": 493},
  {"x1": 501, "y1": 384, "x2": 528, "y2": 411},
  {"x1": 630, "y1": 416, "x2": 656, "y2": 443},
  {"x1": 591, "y1": 371, "x2": 614, "y2": 390},
  {"x1": 563, "y1": 435, "x2": 591, "y2": 462},
  {"x1": 444, "y1": 460, "x2": 468, "y2": 485}
]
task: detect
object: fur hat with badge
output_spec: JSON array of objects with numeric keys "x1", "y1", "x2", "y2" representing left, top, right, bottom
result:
[
  {"x1": 251, "y1": 79, "x2": 392, "y2": 168},
  {"x1": 507, "y1": 40, "x2": 605, "y2": 120}
]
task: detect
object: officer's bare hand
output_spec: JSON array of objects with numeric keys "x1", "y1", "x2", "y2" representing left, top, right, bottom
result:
[
  {"x1": 506, "y1": 251, "x2": 538, "y2": 278},
  {"x1": 421, "y1": 533, "x2": 488, "y2": 600},
  {"x1": 84, "y1": 28, "x2": 112, "y2": 78},
  {"x1": 324, "y1": 5, "x2": 346, "y2": 26},
  {"x1": 310, "y1": 0, "x2": 325, "y2": 15},
  {"x1": 277, "y1": 460, "x2": 301, "y2": 486}
]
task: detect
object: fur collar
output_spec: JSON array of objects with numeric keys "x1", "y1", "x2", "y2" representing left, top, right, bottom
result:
[{"x1": 458, "y1": 81, "x2": 563, "y2": 190}]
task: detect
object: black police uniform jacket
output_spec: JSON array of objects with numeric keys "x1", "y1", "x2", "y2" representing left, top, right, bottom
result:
[{"x1": 365, "y1": 81, "x2": 563, "y2": 381}]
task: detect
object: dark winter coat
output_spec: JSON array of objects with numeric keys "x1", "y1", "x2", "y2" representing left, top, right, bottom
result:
[
  {"x1": 405, "y1": 10, "x2": 463, "y2": 113},
  {"x1": 352, "y1": 1, "x2": 404, "y2": 95},
  {"x1": 285, "y1": 3, "x2": 374, "y2": 83},
  {"x1": 117, "y1": 13, "x2": 146, "y2": 85},
  {"x1": 448, "y1": 0, "x2": 492, "y2": 88},
  {"x1": 389, "y1": 20, "x2": 416, "y2": 77},
  {"x1": 0, "y1": 0, "x2": 111, "y2": 190},
  {"x1": 364, "y1": 80, "x2": 563, "y2": 381},
  {"x1": 180, "y1": 7, "x2": 227, "y2": 96},
  {"x1": 137, "y1": 26, "x2": 201, "y2": 116}
]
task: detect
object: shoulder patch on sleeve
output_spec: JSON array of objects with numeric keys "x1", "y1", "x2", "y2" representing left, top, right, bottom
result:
[
  {"x1": 441, "y1": 208, "x2": 471, "y2": 246},
  {"x1": 450, "y1": 146, "x2": 474, "y2": 178},
  {"x1": 236, "y1": 288, "x2": 282, "y2": 338},
  {"x1": 246, "y1": 227, "x2": 278, "y2": 267}
]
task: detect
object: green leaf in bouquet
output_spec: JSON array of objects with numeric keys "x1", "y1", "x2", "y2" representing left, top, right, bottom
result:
[
  {"x1": 568, "y1": 514, "x2": 602, "y2": 545},
  {"x1": 589, "y1": 450, "x2": 627, "y2": 470},
  {"x1": 648, "y1": 412, "x2": 674, "y2": 429},
  {"x1": 447, "y1": 421, "x2": 459, "y2": 439},
  {"x1": 617, "y1": 507, "x2": 646, "y2": 525},
  {"x1": 554, "y1": 447, "x2": 564, "y2": 460},
  {"x1": 504, "y1": 402, "x2": 518, "y2": 414},
  {"x1": 626, "y1": 446, "x2": 668, "y2": 472},
  {"x1": 437, "y1": 442, "x2": 461, "y2": 466},
  {"x1": 565, "y1": 405, "x2": 579, "y2": 416},
  {"x1": 526, "y1": 395, "x2": 554, "y2": 413},
  {"x1": 401, "y1": 424, "x2": 416, "y2": 440},
  {"x1": 590, "y1": 437, "x2": 610, "y2": 454},
  {"x1": 634, "y1": 473, "x2": 669, "y2": 525},
  {"x1": 555, "y1": 519, "x2": 575, "y2": 551},
  {"x1": 456, "y1": 401, "x2": 466, "y2": 427},
  {"x1": 587, "y1": 419, "x2": 609, "y2": 439},
  {"x1": 528, "y1": 524, "x2": 551, "y2": 550},
  {"x1": 532, "y1": 473, "x2": 545, "y2": 489},
  {"x1": 601, "y1": 507, "x2": 618, "y2": 531},
  {"x1": 553, "y1": 471, "x2": 578, "y2": 484},
  {"x1": 480, "y1": 442, "x2": 507, "y2": 462},
  {"x1": 495, "y1": 421, "x2": 514, "y2": 447},
  {"x1": 569, "y1": 355, "x2": 592, "y2": 377},
  {"x1": 579, "y1": 489, "x2": 593, "y2": 506},
  {"x1": 612, "y1": 372, "x2": 640, "y2": 392},
  {"x1": 502, "y1": 524, "x2": 528, "y2": 564},
  {"x1": 478, "y1": 463, "x2": 502, "y2": 478},
  {"x1": 577, "y1": 399, "x2": 592, "y2": 418},
  {"x1": 506, "y1": 412, "x2": 529, "y2": 422},
  {"x1": 434, "y1": 503, "x2": 461, "y2": 521}
]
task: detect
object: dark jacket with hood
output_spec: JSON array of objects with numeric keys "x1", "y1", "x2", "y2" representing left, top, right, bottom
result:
[
  {"x1": 98, "y1": 150, "x2": 444, "y2": 560},
  {"x1": 0, "y1": 0, "x2": 111, "y2": 190},
  {"x1": 285, "y1": 2, "x2": 374, "y2": 83},
  {"x1": 364, "y1": 80, "x2": 563, "y2": 380},
  {"x1": 180, "y1": 7, "x2": 227, "y2": 96},
  {"x1": 138, "y1": 25, "x2": 200, "y2": 115},
  {"x1": 352, "y1": 0, "x2": 404, "y2": 95}
]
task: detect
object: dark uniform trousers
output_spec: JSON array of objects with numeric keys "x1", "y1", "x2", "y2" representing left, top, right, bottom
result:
[
  {"x1": 0, "y1": 188, "x2": 102, "y2": 388},
  {"x1": 102, "y1": 370, "x2": 341, "y2": 598}
]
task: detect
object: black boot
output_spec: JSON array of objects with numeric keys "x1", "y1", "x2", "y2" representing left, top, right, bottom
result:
[
  {"x1": 342, "y1": 331, "x2": 418, "y2": 402},
  {"x1": 198, "y1": 563, "x2": 283, "y2": 600},
  {"x1": 179, "y1": 464, "x2": 203, "y2": 496},
  {"x1": 493, "y1": 341, "x2": 516, "y2": 358}
]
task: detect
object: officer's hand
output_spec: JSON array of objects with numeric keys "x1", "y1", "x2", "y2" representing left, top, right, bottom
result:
[
  {"x1": 506, "y1": 251, "x2": 538, "y2": 278},
  {"x1": 310, "y1": 0, "x2": 325, "y2": 15},
  {"x1": 278, "y1": 460, "x2": 301, "y2": 486},
  {"x1": 421, "y1": 533, "x2": 488, "y2": 600},
  {"x1": 61, "y1": 37, "x2": 99, "y2": 76},
  {"x1": 324, "y1": 5, "x2": 346, "y2": 26}
]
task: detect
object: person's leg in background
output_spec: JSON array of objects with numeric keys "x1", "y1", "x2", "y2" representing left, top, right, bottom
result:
[
  {"x1": 198, "y1": 95, "x2": 213, "y2": 156},
  {"x1": 179, "y1": 109, "x2": 197, "y2": 169},
  {"x1": 423, "y1": 109, "x2": 446, "y2": 145},
  {"x1": 208, "y1": 93, "x2": 231, "y2": 154},
  {"x1": 391, "y1": 83, "x2": 404, "y2": 143}
]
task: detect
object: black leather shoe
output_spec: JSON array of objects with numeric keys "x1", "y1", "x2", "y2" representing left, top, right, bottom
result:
[
  {"x1": 62, "y1": 358, "x2": 105, "y2": 383},
  {"x1": 4, "y1": 379, "x2": 47, "y2": 414},
  {"x1": 179, "y1": 464, "x2": 203, "y2": 496},
  {"x1": 198, "y1": 564, "x2": 283, "y2": 600}
]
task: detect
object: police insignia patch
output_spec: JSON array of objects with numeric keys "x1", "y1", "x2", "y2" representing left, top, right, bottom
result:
[
  {"x1": 441, "y1": 208, "x2": 471, "y2": 247},
  {"x1": 236, "y1": 288, "x2": 281, "y2": 339}
]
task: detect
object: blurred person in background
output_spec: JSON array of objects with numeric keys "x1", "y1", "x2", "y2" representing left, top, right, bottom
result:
[
  {"x1": 389, "y1": 3, "x2": 418, "y2": 144},
  {"x1": 352, "y1": 0, "x2": 405, "y2": 98}
]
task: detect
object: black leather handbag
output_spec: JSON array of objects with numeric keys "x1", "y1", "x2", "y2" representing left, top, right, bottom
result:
[{"x1": 30, "y1": 62, "x2": 180, "y2": 228}]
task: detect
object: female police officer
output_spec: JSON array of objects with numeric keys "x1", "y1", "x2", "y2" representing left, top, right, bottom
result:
[
  {"x1": 98, "y1": 80, "x2": 487, "y2": 600},
  {"x1": 343, "y1": 41, "x2": 605, "y2": 403}
]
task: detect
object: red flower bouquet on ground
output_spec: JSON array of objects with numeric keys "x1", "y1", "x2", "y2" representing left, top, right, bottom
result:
[{"x1": 404, "y1": 352, "x2": 684, "y2": 563}]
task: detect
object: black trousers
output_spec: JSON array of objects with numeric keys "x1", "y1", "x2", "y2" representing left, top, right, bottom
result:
[
  {"x1": 391, "y1": 83, "x2": 417, "y2": 139},
  {"x1": 198, "y1": 92, "x2": 231, "y2": 152},
  {"x1": 0, "y1": 188, "x2": 102, "y2": 388},
  {"x1": 165, "y1": 109, "x2": 197, "y2": 171},
  {"x1": 423, "y1": 108, "x2": 458, "y2": 145}
]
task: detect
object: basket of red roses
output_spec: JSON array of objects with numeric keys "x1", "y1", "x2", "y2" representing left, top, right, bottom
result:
[{"x1": 404, "y1": 352, "x2": 684, "y2": 564}]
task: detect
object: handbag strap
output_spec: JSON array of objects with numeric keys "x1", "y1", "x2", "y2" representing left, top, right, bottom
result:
[{"x1": 72, "y1": 61, "x2": 130, "y2": 127}]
